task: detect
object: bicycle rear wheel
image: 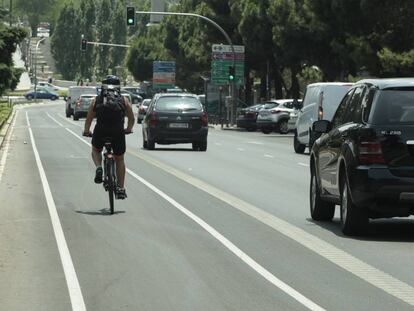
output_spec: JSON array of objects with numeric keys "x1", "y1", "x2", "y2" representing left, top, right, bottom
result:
[{"x1": 106, "y1": 159, "x2": 115, "y2": 214}]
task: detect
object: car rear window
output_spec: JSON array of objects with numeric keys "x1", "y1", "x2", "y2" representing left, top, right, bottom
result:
[
  {"x1": 155, "y1": 96, "x2": 202, "y2": 112},
  {"x1": 263, "y1": 103, "x2": 279, "y2": 109},
  {"x1": 371, "y1": 88, "x2": 414, "y2": 125}
]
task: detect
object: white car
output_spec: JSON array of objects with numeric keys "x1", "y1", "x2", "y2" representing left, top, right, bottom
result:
[
  {"x1": 294, "y1": 82, "x2": 353, "y2": 153},
  {"x1": 256, "y1": 99, "x2": 301, "y2": 134}
]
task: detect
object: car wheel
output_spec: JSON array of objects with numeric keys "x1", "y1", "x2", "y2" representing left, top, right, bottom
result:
[
  {"x1": 278, "y1": 119, "x2": 289, "y2": 134},
  {"x1": 143, "y1": 139, "x2": 148, "y2": 149},
  {"x1": 246, "y1": 127, "x2": 256, "y2": 132},
  {"x1": 261, "y1": 127, "x2": 272, "y2": 134},
  {"x1": 199, "y1": 140, "x2": 207, "y2": 151},
  {"x1": 26, "y1": 95, "x2": 33, "y2": 100},
  {"x1": 65, "y1": 110, "x2": 70, "y2": 118},
  {"x1": 192, "y1": 141, "x2": 199, "y2": 151},
  {"x1": 51, "y1": 96, "x2": 57, "y2": 101},
  {"x1": 147, "y1": 139, "x2": 155, "y2": 150},
  {"x1": 310, "y1": 165, "x2": 335, "y2": 221},
  {"x1": 294, "y1": 131, "x2": 306, "y2": 154},
  {"x1": 137, "y1": 119, "x2": 142, "y2": 124},
  {"x1": 73, "y1": 113, "x2": 79, "y2": 121},
  {"x1": 340, "y1": 175, "x2": 368, "y2": 236}
]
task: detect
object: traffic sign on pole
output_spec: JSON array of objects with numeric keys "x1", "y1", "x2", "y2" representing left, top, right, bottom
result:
[
  {"x1": 211, "y1": 44, "x2": 244, "y2": 86},
  {"x1": 153, "y1": 61, "x2": 176, "y2": 89}
]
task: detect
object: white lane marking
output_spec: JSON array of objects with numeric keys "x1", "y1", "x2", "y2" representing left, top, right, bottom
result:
[
  {"x1": 298, "y1": 162, "x2": 310, "y2": 167},
  {"x1": 57, "y1": 113, "x2": 82, "y2": 127},
  {"x1": 264, "y1": 154, "x2": 274, "y2": 158},
  {"x1": 214, "y1": 142, "x2": 222, "y2": 146},
  {"x1": 246, "y1": 141, "x2": 264, "y2": 145},
  {"x1": 46, "y1": 112, "x2": 64, "y2": 127},
  {"x1": 0, "y1": 110, "x2": 18, "y2": 182},
  {"x1": 26, "y1": 112, "x2": 87, "y2": 311},
  {"x1": 65, "y1": 127, "x2": 325, "y2": 311},
  {"x1": 237, "y1": 147, "x2": 245, "y2": 151},
  {"x1": 126, "y1": 149, "x2": 414, "y2": 308}
]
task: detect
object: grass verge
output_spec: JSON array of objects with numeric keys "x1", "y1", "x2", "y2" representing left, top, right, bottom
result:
[{"x1": 0, "y1": 103, "x2": 12, "y2": 130}]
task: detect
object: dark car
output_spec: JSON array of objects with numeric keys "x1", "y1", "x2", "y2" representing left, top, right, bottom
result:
[
  {"x1": 122, "y1": 87, "x2": 146, "y2": 99},
  {"x1": 236, "y1": 104, "x2": 265, "y2": 131},
  {"x1": 310, "y1": 78, "x2": 414, "y2": 235},
  {"x1": 26, "y1": 88, "x2": 59, "y2": 100},
  {"x1": 142, "y1": 93, "x2": 208, "y2": 151},
  {"x1": 73, "y1": 94, "x2": 96, "y2": 121}
]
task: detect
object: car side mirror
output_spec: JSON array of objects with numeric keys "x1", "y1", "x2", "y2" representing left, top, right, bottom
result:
[{"x1": 313, "y1": 120, "x2": 331, "y2": 133}]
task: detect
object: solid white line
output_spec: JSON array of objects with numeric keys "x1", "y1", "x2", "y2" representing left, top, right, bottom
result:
[
  {"x1": 66, "y1": 123, "x2": 414, "y2": 308},
  {"x1": 0, "y1": 110, "x2": 18, "y2": 182},
  {"x1": 127, "y1": 149, "x2": 414, "y2": 308},
  {"x1": 298, "y1": 162, "x2": 310, "y2": 167},
  {"x1": 65, "y1": 125, "x2": 325, "y2": 311},
  {"x1": 46, "y1": 112, "x2": 64, "y2": 127},
  {"x1": 26, "y1": 111, "x2": 87, "y2": 311}
]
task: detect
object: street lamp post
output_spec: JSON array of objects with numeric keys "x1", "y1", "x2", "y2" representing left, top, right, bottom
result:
[
  {"x1": 34, "y1": 37, "x2": 46, "y2": 102},
  {"x1": 135, "y1": 10, "x2": 237, "y2": 125}
]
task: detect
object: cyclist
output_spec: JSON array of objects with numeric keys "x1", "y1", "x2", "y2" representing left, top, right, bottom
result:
[{"x1": 83, "y1": 75, "x2": 135, "y2": 199}]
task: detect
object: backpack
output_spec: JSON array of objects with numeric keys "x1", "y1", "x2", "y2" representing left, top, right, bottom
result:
[{"x1": 95, "y1": 88, "x2": 126, "y2": 115}]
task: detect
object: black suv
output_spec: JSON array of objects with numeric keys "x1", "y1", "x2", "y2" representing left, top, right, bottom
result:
[
  {"x1": 142, "y1": 93, "x2": 208, "y2": 151},
  {"x1": 310, "y1": 78, "x2": 414, "y2": 235}
]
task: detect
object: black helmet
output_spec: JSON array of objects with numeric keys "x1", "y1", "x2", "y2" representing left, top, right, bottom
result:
[{"x1": 102, "y1": 75, "x2": 120, "y2": 86}]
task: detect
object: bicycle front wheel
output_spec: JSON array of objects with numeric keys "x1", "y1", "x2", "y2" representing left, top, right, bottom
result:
[{"x1": 106, "y1": 159, "x2": 115, "y2": 214}]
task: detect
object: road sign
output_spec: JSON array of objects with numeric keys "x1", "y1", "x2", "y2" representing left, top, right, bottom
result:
[
  {"x1": 153, "y1": 61, "x2": 175, "y2": 89},
  {"x1": 211, "y1": 44, "x2": 245, "y2": 86}
]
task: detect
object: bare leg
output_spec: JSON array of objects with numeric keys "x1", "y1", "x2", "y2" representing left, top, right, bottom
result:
[
  {"x1": 114, "y1": 154, "x2": 126, "y2": 188},
  {"x1": 92, "y1": 147, "x2": 102, "y2": 167}
]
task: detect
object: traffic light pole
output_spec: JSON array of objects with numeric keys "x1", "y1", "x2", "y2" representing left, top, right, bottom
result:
[{"x1": 134, "y1": 10, "x2": 237, "y2": 125}]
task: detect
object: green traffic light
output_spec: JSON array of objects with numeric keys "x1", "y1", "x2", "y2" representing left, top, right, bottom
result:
[
  {"x1": 128, "y1": 18, "x2": 133, "y2": 25},
  {"x1": 229, "y1": 75, "x2": 234, "y2": 81}
]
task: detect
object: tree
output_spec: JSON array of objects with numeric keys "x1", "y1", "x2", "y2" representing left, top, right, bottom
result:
[
  {"x1": 96, "y1": 0, "x2": 112, "y2": 78},
  {"x1": 79, "y1": 0, "x2": 96, "y2": 80},
  {"x1": 110, "y1": 0, "x2": 127, "y2": 73},
  {"x1": 0, "y1": 21, "x2": 26, "y2": 95},
  {"x1": 51, "y1": 3, "x2": 81, "y2": 80},
  {"x1": 15, "y1": 0, "x2": 56, "y2": 36}
]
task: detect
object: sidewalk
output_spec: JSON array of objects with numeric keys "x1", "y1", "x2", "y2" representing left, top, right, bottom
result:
[{"x1": 13, "y1": 46, "x2": 31, "y2": 91}]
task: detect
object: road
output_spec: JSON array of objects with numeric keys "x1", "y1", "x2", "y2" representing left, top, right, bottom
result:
[{"x1": 1, "y1": 101, "x2": 414, "y2": 311}]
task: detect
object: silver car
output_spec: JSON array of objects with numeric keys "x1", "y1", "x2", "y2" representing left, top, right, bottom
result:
[{"x1": 256, "y1": 99, "x2": 301, "y2": 134}]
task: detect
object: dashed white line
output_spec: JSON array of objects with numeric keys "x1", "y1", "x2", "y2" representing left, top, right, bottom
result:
[
  {"x1": 298, "y1": 162, "x2": 310, "y2": 167},
  {"x1": 214, "y1": 142, "x2": 222, "y2": 146},
  {"x1": 26, "y1": 111, "x2": 86, "y2": 311},
  {"x1": 46, "y1": 112, "x2": 63, "y2": 127},
  {"x1": 264, "y1": 154, "x2": 274, "y2": 158},
  {"x1": 246, "y1": 141, "x2": 264, "y2": 145},
  {"x1": 237, "y1": 147, "x2": 245, "y2": 151}
]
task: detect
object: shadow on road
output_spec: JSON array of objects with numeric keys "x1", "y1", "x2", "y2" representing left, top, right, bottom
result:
[
  {"x1": 307, "y1": 217, "x2": 414, "y2": 242},
  {"x1": 76, "y1": 208, "x2": 126, "y2": 216},
  {"x1": 142, "y1": 147, "x2": 194, "y2": 152}
]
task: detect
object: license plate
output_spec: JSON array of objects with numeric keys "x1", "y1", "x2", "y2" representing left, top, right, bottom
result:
[{"x1": 169, "y1": 123, "x2": 188, "y2": 128}]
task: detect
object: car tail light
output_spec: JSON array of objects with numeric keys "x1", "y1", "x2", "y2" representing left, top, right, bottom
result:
[
  {"x1": 150, "y1": 111, "x2": 157, "y2": 126},
  {"x1": 201, "y1": 112, "x2": 208, "y2": 127},
  {"x1": 271, "y1": 109, "x2": 282, "y2": 114},
  {"x1": 359, "y1": 141, "x2": 385, "y2": 164},
  {"x1": 246, "y1": 111, "x2": 255, "y2": 117},
  {"x1": 139, "y1": 106, "x2": 145, "y2": 113}
]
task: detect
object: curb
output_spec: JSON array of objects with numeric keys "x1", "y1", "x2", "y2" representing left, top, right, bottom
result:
[{"x1": 0, "y1": 107, "x2": 16, "y2": 151}]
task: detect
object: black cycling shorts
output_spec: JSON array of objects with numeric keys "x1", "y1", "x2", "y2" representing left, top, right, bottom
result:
[{"x1": 92, "y1": 126, "x2": 126, "y2": 156}]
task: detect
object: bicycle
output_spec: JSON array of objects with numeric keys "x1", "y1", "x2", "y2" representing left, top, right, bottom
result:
[{"x1": 83, "y1": 131, "x2": 131, "y2": 214}]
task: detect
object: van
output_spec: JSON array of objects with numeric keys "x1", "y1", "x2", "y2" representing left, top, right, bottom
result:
[
  {"x1": 65, "y1": 86, "x2": 97, "y2": 117},
  {"x1": 294, "y1": 82, "x2": 353, "y2": 153}
]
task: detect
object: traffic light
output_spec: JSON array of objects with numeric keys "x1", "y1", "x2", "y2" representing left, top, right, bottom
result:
[
  {"x1": 81, "y1": 38, "x2": 87, "y2": 52},
  {"x1": 126, "y1": 7, "x2": 136, "y2": 26},
  {"x1": 228, "y1": 65, "x2": 235, "y2": 81}
]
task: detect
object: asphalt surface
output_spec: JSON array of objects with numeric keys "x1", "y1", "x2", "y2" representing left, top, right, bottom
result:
[{"x1": 1, "y1": 101, "x2": 414, "y2": 311}]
